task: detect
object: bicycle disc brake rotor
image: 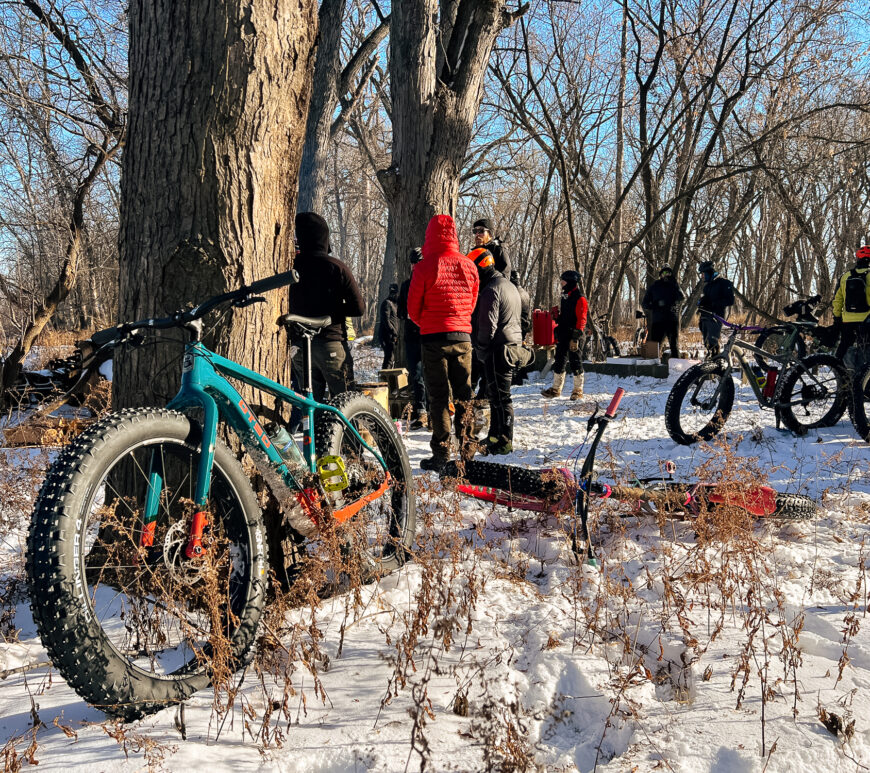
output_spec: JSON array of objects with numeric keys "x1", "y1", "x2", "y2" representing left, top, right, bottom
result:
[{"x1": 163, "y1": 520, "x2": 207, "y2": 586}]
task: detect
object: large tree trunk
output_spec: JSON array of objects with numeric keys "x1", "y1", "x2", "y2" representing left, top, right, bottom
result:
[
  {"x1": 116, "y1": 0, "x2": 317, "y2": 408},
  {"x1": 379, "y1": 1, "x2": 526, "y2": 287},
  {"x1": 297, "y1": 0, "x2": 344, "y2": 214}
]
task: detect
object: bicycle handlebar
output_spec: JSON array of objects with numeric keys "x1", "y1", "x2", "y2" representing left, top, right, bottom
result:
[
  {"x1": 92, "y1": 269, "x2": 299, "y2": 344},
  {"x1": 246, "y1": 269, "x2": 299, "y2": 296},
  {"x1": 605, "y1": 388, "x2": 625, "y2": 418}
]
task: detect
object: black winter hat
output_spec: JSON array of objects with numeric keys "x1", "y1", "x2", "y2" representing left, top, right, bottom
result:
[
  {"x1": 659, "y1": 265, "x2": 674, "y2": 276},
  {"x1": 295, "y1": 212, "x2": 330, "y2": 254},
  {"x1": 560, "y1": 270, "x2": 580, "y2": 287},
  {"x1": 409, "y1": 247, "x2": 423, "y2": 264},
  {"x1": 698, "y1": 260, "x2": 715, "y2": 274},
  {"x1": 473, "y1": 218, "x2": 494, "y2": 233}
]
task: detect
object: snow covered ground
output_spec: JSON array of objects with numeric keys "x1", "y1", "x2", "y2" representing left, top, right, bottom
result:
[{"x1": 2, "y1": 351, "x2": 870, "y2": 772}]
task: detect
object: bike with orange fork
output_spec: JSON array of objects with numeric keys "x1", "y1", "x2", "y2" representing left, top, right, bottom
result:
[{"x1": 27, "y1": 270, "x2": 415, "y2": 720}]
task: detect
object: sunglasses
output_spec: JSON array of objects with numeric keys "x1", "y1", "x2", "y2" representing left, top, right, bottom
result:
[{"x1": 472, "y1": 228, "x2": 488, "y2": 235}]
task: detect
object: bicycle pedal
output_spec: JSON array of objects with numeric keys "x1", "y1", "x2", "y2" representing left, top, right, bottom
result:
[{"x1": 317, "y1": 455, "x2": 350, "y2": 491}]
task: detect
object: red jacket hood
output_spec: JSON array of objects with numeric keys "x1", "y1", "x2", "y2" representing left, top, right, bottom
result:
[{"x1": 422, "y1": 215, "x2": 461, "y2": 261}]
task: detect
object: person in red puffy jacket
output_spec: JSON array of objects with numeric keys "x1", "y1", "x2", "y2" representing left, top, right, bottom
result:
[{"x1": 408, "y1": 215, "x2": 480, "y2": 471}]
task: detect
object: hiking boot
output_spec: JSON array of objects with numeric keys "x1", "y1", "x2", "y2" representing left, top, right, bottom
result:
[
  {"x1": 541, "y1": 371, "x2": 566, "y2": 398},
  {"x1": 420, "y1": 456, "x2": 448, "y2": 473},
  {"x1": 484, "y1": 437, "x2": 513, "y2": 456},
  {"x1": 569, "y1": 374, "x2": 585, "y2": 400},
  {"x1": 460, "y1": 440, "x2": 481, "y2": 462}
]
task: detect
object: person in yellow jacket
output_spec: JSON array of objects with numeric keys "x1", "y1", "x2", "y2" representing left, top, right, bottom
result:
[{"x1": 833, "y1": 245, "x2": 870, "y2": 361}]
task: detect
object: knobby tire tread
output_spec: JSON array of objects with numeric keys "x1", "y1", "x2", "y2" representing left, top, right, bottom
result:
[
  {"x1": 772, "y1": 493, "x2": 817, "y2": 520},
  {"x1": 26, "y1": 408, "x2": 267, "y2": 721},
  {"x1": 313, "y1": 392, "x2": 416, "y2": 572},
  {"x1": 664, "y1": 362, "x2": 735, "y2": 445},
  {"x1": 775, "y1": 353, "x2": 848, "y2": 434},
  {"x1": 848, "y1": 364, "x2": 870, "y2": 442},
  {"x1": 442, "y1": 459, "x2": 567, "y2": 502}
]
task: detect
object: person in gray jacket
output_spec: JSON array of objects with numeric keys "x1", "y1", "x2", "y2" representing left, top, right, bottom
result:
[{"x1": 471, "y1": 249, "x2": 523, "y2": 455}]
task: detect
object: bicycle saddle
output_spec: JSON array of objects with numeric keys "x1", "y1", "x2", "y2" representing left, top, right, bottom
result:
[{"x1": 277, "y1": 313, "x2": 332, "y2": 336}]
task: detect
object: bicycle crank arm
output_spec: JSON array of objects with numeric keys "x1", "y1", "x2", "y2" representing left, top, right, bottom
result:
[{"x1": 331, "y1": 472, "x2": 392, "y2": 524}]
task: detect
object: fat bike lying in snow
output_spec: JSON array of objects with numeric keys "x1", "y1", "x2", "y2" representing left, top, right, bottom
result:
[
  {"x1": 441, "y1": 389, "x2": 816, "y2": 564},
  {"x1": 27, "y1": 270, "x2": 415, "y2": 720}
]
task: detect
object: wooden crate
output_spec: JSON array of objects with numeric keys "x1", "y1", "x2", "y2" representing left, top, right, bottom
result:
[{"x1": 639, "y1": 340, "x2": 660, "y2": 359}]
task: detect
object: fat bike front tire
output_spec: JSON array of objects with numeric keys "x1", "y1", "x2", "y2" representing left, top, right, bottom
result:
[
  {"x1": 664, "y1": 362, "x2": 735, "y2": 445},
  {"x1": 26, "y1": 409, "x2": 268, "y2": 721}
]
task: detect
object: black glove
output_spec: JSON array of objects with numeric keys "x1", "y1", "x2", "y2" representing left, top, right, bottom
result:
[{"x1": 833, "y1": 316, "x2": 843, "y2": 329}]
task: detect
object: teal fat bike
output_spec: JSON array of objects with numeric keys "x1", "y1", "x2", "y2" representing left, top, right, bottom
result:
[{"x1": 26, "y1": 270, "x2": 415, "y2": 720}]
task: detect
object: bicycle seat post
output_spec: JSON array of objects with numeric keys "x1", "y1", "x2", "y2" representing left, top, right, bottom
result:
[{"x1": 301, "y1": 331, "x2": 314, "y2": 396}]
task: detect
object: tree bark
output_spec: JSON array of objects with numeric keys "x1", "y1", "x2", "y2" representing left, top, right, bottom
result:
[
  {"x1": 379, "y1": 0, "x2": 527, "y2": 289},
  {"x1": 116, "y1": 0, "x2": 317, "y2": 409},
  {"x1": 298, "y1": 5, "x2": 390, "y2": 214},
  {"x1": 297, "y1": 0, "x2": 344, "y2": 214}
]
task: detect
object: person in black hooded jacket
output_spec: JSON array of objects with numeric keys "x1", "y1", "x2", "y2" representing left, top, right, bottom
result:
[
  {"x1": 696, "y1": 260, "x2": 735, "y2": 355},
  {"x1": 398, "y1": 248, "x2": 428, "y2": 427},
  {"x1": 642, "y1": 265, "x2": 684, "y2": 358},
  {"x1": 379, "y1": 283, "x2": 400, "y2": 368},
  {"x1": 289, "y1": 212, "x2": 365, "y2": 400}
]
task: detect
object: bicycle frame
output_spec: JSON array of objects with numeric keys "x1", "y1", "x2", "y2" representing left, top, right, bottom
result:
[
  {"x1": 141, "y1": 338, "x2": 388, "y2": 535},
  {"x1": 708, "y1": 316, "x2": 821, "y2": 409}
]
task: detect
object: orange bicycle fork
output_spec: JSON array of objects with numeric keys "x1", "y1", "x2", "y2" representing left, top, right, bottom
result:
[{"x1": 139, "y1": 397, "x2": 220, "y2": 553}]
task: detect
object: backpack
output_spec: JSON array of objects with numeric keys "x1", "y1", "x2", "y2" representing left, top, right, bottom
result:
[{"x1": 844, "y1": 268, "x2": 870, "y2": 314}]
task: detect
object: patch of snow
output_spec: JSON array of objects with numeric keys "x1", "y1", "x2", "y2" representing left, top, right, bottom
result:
[{"x1": 1, "y1": 347, "x2": 868, "y2": 770}]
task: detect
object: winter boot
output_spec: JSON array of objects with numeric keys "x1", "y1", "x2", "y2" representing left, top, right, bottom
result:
[
  {"x1": 420, "y1": 455, "x2": 448, "y2": 474},
  {"x1": 541, "y1": 371, "x2": 566, "y2": 398},
  {"x1": 484, "y1": 436, "x2": 513, "y2": 456},
  {"x1": 569, "y1": 373, "x2": 585, "y2": 400},
  {"x1": 410, "y1": 409, "x2": 428, "y2": 430}
]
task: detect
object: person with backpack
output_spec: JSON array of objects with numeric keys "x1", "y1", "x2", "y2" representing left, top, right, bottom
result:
[
  {"x1": 379, "y1": 283, "x2": 400, "y2": 369},
  {"x1": 541, "y1": 270, "x2": 588, "y2": 400},
  {"x1": 398, "y1": 248, "x2": 427, "y2": 428},
  {"x1": 642, "y1": 265, "x2": 684, "y2": 359},
  {"x1": 408, "y1": 215, "x2": 480, "y2": 472},
  {"x1": 472, "y1": 250, "x2": 523, "y2": 455},
  {"x1": 697, "y1": 260, "x2": 735, "y2": 356},
  {"x1": 833, "y1": 245, "x2": 870, "y2": 363}
]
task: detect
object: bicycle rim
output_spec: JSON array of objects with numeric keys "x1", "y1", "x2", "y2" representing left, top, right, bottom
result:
[
  {"x1": 679, "y1": 372, "x2": 728, "y2": 437},
  {"x1": 780, "y1": 360, "x2": 843, "y2": 428},
  {"x1": 82, "y1": 438, "x2": 253, "y2": 678}
]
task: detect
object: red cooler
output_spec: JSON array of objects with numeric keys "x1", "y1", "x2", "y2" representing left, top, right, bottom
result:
[{"x1": 533, "y1": 309, "x2": 556, "y2": 346}]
